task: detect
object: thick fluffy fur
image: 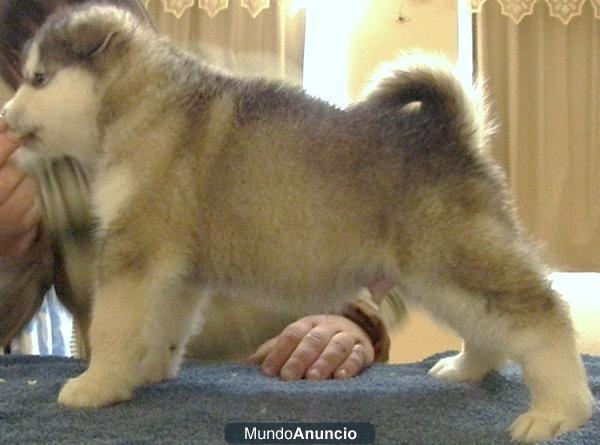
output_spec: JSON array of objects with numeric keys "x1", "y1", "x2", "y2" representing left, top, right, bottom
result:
[{"x1": 2, "y1": 5, "x2": 594, "y2": 442}]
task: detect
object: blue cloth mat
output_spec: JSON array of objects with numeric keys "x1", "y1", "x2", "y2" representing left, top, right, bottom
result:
[{"x1": 0, "y1": 352, "x2": 598, "y2": 444}]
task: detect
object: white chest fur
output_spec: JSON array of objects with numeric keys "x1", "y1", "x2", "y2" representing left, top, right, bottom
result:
[{"x1": 92, "y1": 163, "x2": 135, "y2": 235}]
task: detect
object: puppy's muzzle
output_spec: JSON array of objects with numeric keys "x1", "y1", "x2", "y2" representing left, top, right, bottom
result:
[{"x1": 1, "y1": 102, "x2": 31, "y2": 138}]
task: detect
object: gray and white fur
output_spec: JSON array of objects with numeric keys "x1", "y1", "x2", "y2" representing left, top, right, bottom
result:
[{"x1": 1, "y1": 5, "x2": 593, "y2": 442}]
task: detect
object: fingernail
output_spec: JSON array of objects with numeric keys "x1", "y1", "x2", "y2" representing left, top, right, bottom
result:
[
  {"x1": 337, "y1": 369, "x2": 348, "y2": 379},
  {"x1": 306, "y1": 369, "x2": 321, "y2": 380},
  {"x1": 281, "y1": 369, "x2": 299, "y2": 381},
  {"x1": 262, "y1": 366, "x2": 275, "y2": 377}
]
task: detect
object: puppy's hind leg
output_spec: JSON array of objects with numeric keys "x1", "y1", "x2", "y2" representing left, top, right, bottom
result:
[
  {"x1": 434, "y1": 231, "x2": 595, "y2": 443},
  {"x1": 508, "y1": 312, "x2": 594, "y2": 442}
]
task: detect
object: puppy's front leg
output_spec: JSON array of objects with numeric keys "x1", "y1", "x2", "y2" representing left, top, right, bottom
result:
[
  {"x1": 58, "y1": 241, "x2": 207, "y2": 409},
  {"x1": 58, "y1": 275, "x2": 150, "y2": 408}
]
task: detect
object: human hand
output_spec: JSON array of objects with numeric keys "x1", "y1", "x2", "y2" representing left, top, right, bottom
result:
[
  {"x1": 0, "y1": 120, "x2": 41, "y2": 262},
  {"x1": 247, "y1": 314, "x2": 375, "y2": 381}
]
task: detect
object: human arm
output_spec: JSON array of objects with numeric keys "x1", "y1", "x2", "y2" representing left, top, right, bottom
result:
[
  {"x1": 0, "y1": 122, "x2": 41, "y2": 260},
  {"x1": 0, "y1": 121, "x2": 53, "y2": 348}
]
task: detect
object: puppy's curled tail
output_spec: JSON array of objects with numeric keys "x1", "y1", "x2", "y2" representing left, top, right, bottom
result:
[{"x1": 363, "y1": 53, "x2": 493, "y2": 151}]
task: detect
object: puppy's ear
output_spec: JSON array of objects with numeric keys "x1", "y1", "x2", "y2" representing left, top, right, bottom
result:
[
  {"x1": 66, "y1": 7, "x2": 132, "y2": 59},
  {"x1": 70, "y1": 26, "x2": 119, "y2": 59}
]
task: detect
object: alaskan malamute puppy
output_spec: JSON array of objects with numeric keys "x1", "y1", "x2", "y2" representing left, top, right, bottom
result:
[{"x1": 2, "y1": 4, "x2": 593, "y2": 442}]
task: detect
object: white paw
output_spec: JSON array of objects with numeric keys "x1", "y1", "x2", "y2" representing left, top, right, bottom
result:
[
  {"x1": 58, "y1": 371, "x2": 133, "y2": 408},
  {"x1": 510, "y1": 391, "x2": 594, "y2": 443},
  {"x1": 509, "y1": 411, "x2": 579, "y2": 443},
  {"x1": 428, "y1": 354, "x2": 488, "y2": 383}
]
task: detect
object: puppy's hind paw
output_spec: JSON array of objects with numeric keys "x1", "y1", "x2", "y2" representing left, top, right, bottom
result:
[
  {"x1": 428, "y1": 354, "x2": 489, "y2": 383},
  {"x1": 58, "y1": 371, "x2": 132, "y2": 408},
  {"x1": 509, "y1": 412, "x2": 566, "y2": 443},
  {"x1": 509, "y1": 409, "x2": 591, "y2": 443}
]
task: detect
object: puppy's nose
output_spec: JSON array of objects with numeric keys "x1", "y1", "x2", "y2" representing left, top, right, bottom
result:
[
  {"x1": 0, "y1": 102, "x2": 14, "y2": 121},
  {"x1": 1, "y1": 103, "x2": 17, "y2": 126},
  {"x1": 0, "y1": 105, "x2": 23, "y2": 135}
]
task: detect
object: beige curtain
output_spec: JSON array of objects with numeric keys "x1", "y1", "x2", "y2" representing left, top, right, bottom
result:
[
  {"x1": 145, "y1": 0, "x2": 305, "y2": 84},
  {"x1": 144, "y1": 0, "x2": 272, "y2": 19},
  {"x1": 472, "y1": 0, "x2": 600, "y2": 24},
  {"x1": 477, "y1": 0, "x2": 600, "y2": 271}
]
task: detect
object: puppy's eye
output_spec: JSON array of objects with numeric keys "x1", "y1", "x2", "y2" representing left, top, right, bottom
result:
[{"x1": 30, "y1": 72, "x2": 49, "y2": 88}]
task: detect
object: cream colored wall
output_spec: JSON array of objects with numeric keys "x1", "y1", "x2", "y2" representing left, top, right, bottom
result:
[
  {"x1": 348, "y1": 0, "x2": 459, "y2": 101},
  {"x1": 346, "y1": 0, "x2": 462, "y2": 363}
]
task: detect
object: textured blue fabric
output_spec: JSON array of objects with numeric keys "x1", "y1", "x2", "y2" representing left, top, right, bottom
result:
[{"x1": 0, "y1": 352, "x2": 598, "y2": 444}]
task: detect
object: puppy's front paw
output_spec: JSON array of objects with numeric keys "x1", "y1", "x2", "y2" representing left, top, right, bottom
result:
[
  {"x1": 58, "y1": 371, "x2": 132, "y2": 408},
  {"x1": 428, "y1": 354, "x2": 489, "y2": 383}
]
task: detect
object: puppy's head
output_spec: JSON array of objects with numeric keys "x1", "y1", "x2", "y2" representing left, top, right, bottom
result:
[{"x1": 1, "y1": 5, "x2": 140, "y2": 164}]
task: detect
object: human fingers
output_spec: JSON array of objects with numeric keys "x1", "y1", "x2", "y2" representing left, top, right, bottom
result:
[
  {"x1": 0, "y1": 124, "x2": 22, "y2": 166},
  {"x1": 247, "y1": 336, "x2": 278, "y2": 365},
  {"x1": 0, "y1": 175, "x2": 41, "y2": 231},
  {"x1": 0, "y1": 160, "x2": 28, "y2": 207},
  {"x1": 333, "y1": 342, "x2": 374, "y2": 379},
  {"x1": 302, "y1": 331, "x2": 360, "y2": 380},
  {"x1": 278, "y1": 325, "x2": 337, "y2": 381},
  {"x1": 259, "y1": 319, "x2": 315, "y2": 378},
  {"x1": 0, "y1": 175, "x2": 41, "y2": 260}
]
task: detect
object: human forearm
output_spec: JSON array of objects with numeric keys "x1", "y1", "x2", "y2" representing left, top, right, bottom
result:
[
  {"x1": 0, "y1": 120, "x2": 58, "y2": 347},
  {"x1": 0, "y1": 226, "x2": 53, "y2": 347}
]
